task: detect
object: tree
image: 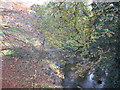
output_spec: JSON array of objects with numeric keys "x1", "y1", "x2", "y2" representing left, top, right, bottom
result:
[
  {"x1": 31, "y1": 1, "x2": 120, "y2": 88},
  {"x1": 90, "y1": 2, "x2": 120, "y2": 88},
  {"x1": 31, "y1": 2, "x2": 95, "y2": 77}
]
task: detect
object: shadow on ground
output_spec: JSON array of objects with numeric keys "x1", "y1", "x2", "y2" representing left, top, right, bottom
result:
[{"x1": 1, "y1": 34, "x2": 55, "y2": 88}]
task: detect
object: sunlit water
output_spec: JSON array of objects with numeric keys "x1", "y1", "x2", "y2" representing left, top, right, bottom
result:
[
  {"x1": 45, "y1": 47, "x2": 106, "y2": 88},
  {"x1": 80, "y1": 72, "x2": 105, "y2": 88}
]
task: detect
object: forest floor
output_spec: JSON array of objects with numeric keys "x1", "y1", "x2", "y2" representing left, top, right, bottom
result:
[{"x1": 0, "y1": 9, "x2": 62, "y2": 88}]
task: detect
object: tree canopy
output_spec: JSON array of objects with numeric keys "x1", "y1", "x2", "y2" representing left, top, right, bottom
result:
[{"x1": 31, "y1": 1, "x2": 120, "y2": 88}]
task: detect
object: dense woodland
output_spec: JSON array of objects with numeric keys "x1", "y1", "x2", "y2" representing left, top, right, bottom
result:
[
  {"x1": 31, "y1": 1, "x2": 120, "y2": 88},
  {"x1": 1, "y1": 0, "x2": 120, "y2": 88}
]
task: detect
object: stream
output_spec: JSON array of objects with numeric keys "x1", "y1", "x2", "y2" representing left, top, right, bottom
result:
[
  {"x1": 62, "y1": 59, "x2": 105, "y2": 89},
  {"x1": 45, "y1": 45, "x2": 105, "y2": 88},
  {"x1": 56, "y1": 57, "x2": 105, "y2": 89},
  {"x1": 62, "y1": 63, "x2": 79, "y2": 88}
]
